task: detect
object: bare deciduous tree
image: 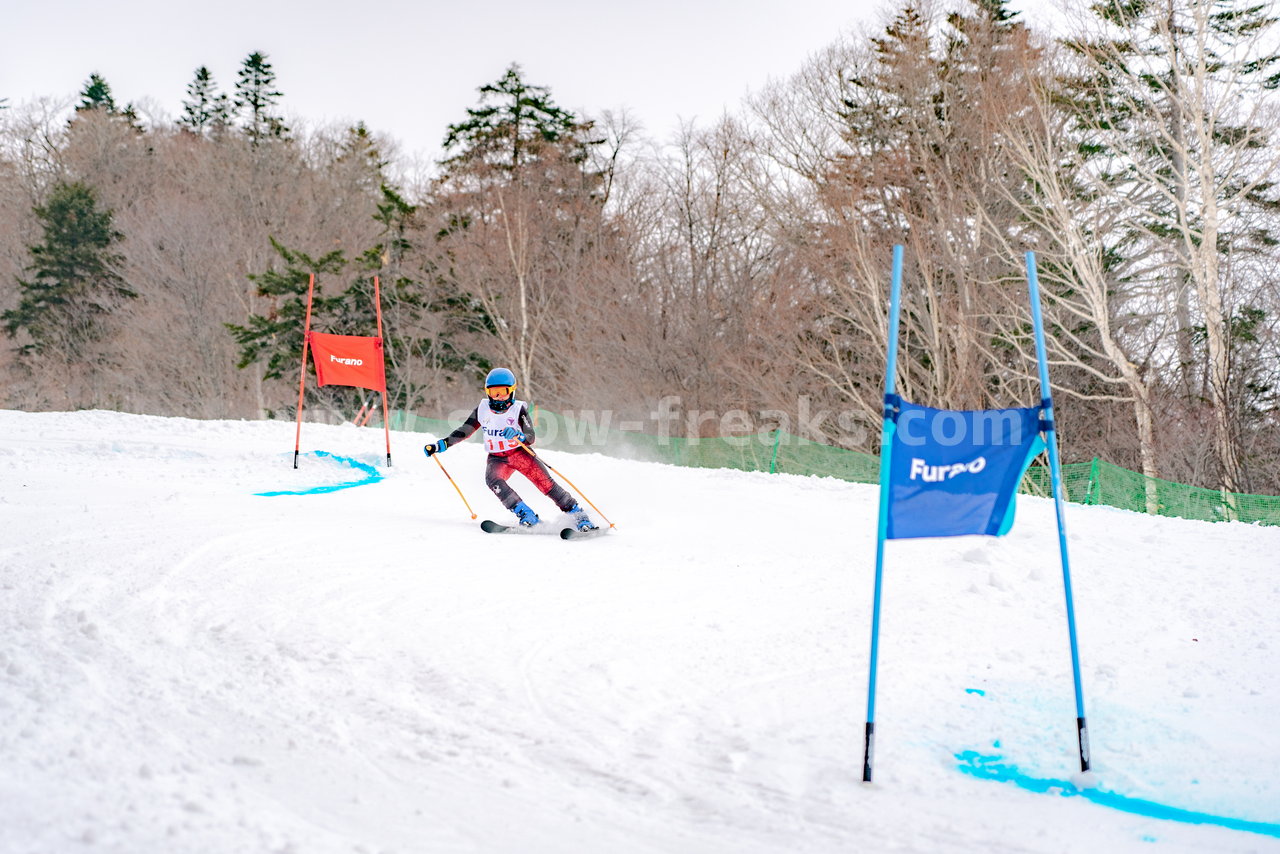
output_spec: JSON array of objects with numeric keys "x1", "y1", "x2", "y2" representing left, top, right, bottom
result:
[{"x1": 1052, "y1": 0, "x2": 1280, "y2": 492}]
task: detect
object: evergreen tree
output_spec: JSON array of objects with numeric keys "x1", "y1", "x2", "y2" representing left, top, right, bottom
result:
[
  {"x1": 179, "y1": 66, "x2": 231, "y2": 136},
  {"x1": 333, "y1": 122, "x2": 390, "y2": 194},
  {"x1": 74, "y1": 73, "x2": 141, "y2": 127},
  {"x1": 365, "y1": 184, "x2": 490, "y2": 405},
  {"x1": 829, "y1": 0, "x2": 1039, "y2": 410},
  {"x1": 1054, "y1": 0, "x2": 1280, "y2": 490},
  {"x1": 227, "y1": 187, "x2": 483, "y2": 413},
  {"x1": 442, "y1": 63, "x2": 586, "y2": 173},
  {"x1": 77, "y1": 73, "x2": 117, "y2": 113},
  {"x1": 433, "y1": 65, "x2": 609, "y2": 401},
  {"x1": 233, "y1": 51, "x2": 289, "y2": 145},
  {"x1": 226, "y1": 239, "x2": 347, "y2": 389},
  {"x1": 2, "y1": 182, "x2": 135, "y2": 357}
]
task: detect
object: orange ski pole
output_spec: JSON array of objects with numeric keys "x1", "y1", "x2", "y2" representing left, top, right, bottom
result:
[
  {"x1": 432, "y1": 453, "x2": 477, "y2": 520},
  {"x1": 516, "y1": 440, "x2": 615, "y2": 529}
]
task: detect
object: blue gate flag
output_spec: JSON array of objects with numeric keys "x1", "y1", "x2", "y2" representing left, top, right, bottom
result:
[
  {"x1": 863, "y1": 248, "x2": 1091, "y2": 785},
  {"x1": 885, "y1": 397, "x2": 1045, "y2": 539}
]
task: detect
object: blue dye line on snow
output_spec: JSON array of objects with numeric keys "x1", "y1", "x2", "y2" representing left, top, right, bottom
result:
[
  {"x1": 964, "y1": 688, "x2": 986, "y2": 696},
  {"x1": 956, "y1": 751, "x2": 1280, "y2": 839},
  {"x1": 255, "y1": 451, "x2": 382, "y2": 496}
]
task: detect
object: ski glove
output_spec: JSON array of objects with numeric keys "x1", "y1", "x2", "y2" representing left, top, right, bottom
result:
[
  {"x1": 423, "y1": 439, "x2": 448, "y2": 456},
  {"x1": 500, "y1": 426, "x2": 525, "y2": 442}
]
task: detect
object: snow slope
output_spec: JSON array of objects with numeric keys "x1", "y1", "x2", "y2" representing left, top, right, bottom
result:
[{"x1": 1, "y1": 409, "x2": 1277, "y2": 854}]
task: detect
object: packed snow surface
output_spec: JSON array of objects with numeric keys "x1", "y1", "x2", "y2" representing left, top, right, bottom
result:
[{"x1": 1, "y1": 409, "x2": 1277, "y2": 853}]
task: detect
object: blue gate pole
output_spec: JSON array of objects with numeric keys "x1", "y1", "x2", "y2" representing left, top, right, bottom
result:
[
  {"x1": 1025, "y1": 251, "x2": 1092, "y2": 774},
  {"x1": 863, "y1": 244, "x2": 903, "y2": 783}
]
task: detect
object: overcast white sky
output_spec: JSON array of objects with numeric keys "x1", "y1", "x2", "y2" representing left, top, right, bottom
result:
[{"x1": 4, "y1": 0, "x2": 1067, "y2": 164}]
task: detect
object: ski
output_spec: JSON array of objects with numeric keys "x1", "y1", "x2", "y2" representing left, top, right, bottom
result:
[
  {"x1": 560, "y1": 526, "x2": 606, "y2": 541},
  {"x1": 481, "y1": 519, "x2": 605, "y2": 539},
  {"x1": 480, "y1": 519, "x2": 556, "y2": 535}
]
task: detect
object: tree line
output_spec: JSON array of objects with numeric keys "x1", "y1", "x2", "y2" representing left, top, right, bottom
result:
[{"x1": 1, "y1": 0, "x2": 1277, "y2": 494}]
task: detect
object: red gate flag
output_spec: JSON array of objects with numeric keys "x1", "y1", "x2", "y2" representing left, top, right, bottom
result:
[
  {"x1": 308, "y1": 332, "x2": 386, "y2": 392},
  {"x1": 294, "y1": 274, "x2": 393, "y2": 469}
]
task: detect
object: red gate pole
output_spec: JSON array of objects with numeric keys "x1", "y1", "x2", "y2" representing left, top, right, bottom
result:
[
  {"x1": 293, "y1": 273, "x2": 317, "y2": 469},
  {"x1": 373, "y1": 275, "x2": 392, "y2": 467}
]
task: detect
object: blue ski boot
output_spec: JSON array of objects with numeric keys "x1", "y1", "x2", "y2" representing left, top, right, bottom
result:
[
  {"x1": 568, "y1": 503, "x2": 598, "y2": 532},
  {"x1": 512, "y1": 501, "x2": 540, "y2": 528}
]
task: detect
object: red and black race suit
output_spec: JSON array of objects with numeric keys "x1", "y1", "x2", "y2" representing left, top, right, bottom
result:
[{"x1": 439, "y1": 400, "x2": 576, "y2": 512}]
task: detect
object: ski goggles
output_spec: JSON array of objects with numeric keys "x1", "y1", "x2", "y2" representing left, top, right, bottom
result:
[{"x1": 486, "y1": 385, "x2": 514, "y2": 399}]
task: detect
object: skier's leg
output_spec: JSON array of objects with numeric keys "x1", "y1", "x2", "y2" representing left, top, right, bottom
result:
[
  {"x1": 487, "y1": 454, "x2": 540, "y2": 526},
  {"x1": 511, "y1": 451, "x2": 595, "y2": 530},
  {"x1": 485, "y1": 455, "x2": 522, "y2": 509},
  {"x1": 511, "y1": 451, "x2": 575, "y2": 511}
]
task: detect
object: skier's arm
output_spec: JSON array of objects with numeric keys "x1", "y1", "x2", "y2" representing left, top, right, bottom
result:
[
  {"x1": 441, "y1": 408, "x2": 481, "y2": 449},
  {"x1": 518, "y1": 407, "x2": 536, "y2": 448}
]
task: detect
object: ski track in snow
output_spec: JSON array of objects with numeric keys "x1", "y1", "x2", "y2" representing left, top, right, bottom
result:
[{"x1": 1, "y1": 409, "x2": 1278, "y2": 854}]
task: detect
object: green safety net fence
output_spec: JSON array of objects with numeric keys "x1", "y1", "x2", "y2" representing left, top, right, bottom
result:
[{"x1": 388, "y1": 409, "x2": 1279, "y2": 526}]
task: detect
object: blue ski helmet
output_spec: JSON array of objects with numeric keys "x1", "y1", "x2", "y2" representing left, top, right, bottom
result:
[
  {"x1": 485, "y1": 367, "x2": 517, "y2": 412},
  {"x1": 485, "y1": 367, "x2": 516, "y2": 388}
]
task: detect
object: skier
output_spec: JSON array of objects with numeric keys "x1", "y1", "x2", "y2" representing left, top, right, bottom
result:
[{"x1": 423, "y1": 367, "x2": 598, "y2": 532}]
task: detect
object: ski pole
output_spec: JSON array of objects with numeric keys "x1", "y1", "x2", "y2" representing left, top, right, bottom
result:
[
  {"x1": 432, "y1": 453, "x2": 477, "y2": 520},
  {"x1": 516, "y1": 440, "x2": 615, "y2": 529}
]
